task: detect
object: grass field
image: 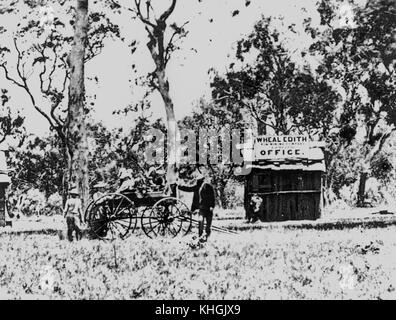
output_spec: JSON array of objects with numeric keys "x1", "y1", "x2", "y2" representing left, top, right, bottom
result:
[{"x1": 1, "y1": 222, "x2": 396, "y2": 300}]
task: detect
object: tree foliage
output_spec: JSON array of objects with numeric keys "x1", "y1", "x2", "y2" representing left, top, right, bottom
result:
[
  {"x1": 0, "y1": 89, "x2": 25, "y2": 146},
  {"x1": 180, "y1": 99, "x2": 245, "y2": 208},
  {"x1": 211, "y1": 16, "x2": 340, "y2": 138},
  {"x1": 0, "y1": 0, "x2": 122, "y2": 205},
  {"x1": 8, "y1": 134, "x2": 64, "y2": 198},
  {"x1": 307, "y1": 0, "x2": 396, "y2": 205}
]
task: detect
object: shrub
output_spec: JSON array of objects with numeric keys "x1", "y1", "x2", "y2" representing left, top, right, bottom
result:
[{"x1": 46, "y1": 193, "x2": 63, "y2": 216}]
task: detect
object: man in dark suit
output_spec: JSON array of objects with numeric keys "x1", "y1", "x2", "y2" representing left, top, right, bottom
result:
[{"x1": 178, "y1": 169, "x2": 216, "y2": 241}]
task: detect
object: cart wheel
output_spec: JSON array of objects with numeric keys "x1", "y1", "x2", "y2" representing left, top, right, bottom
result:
[
  {"x1": 142, "y1": 197, "x2": 192, "y2": 238},
  {"x1": 84, "y1": 199, "x2": 96, "y2": 224},
  {"x1": 85, "y1": 193, "x2": 137, "y2": 240}
]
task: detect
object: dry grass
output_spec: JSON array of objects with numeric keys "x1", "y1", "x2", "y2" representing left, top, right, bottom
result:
[{"x1": 0, "y1": 225, "x2": 395, "y2": 299}]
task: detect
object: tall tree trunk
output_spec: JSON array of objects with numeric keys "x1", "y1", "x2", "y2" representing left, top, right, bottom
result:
[
  {"x1": 137, "y1": 0, "x2": 180, "y2": 190},
  {"x1": 217, "y1": 183, "x2": 228, "y2": 209},
  {"x1": 257, "y1": 116, "x2": 267, "y2": 136},
  {"x1": 67, "y1": 0, "x2": 89, "y2": 212},
  {"x1": 355, "y1": 130, "x2": 394, "y2": 208},
  {"x1": 357, "y1": 172, "x2": 368, "y2": 207},
  {"x1": 61, "y1": 145, "x2": 70, "y2": 206},
  {"x1": 155, "y1": 69, "x2": 178, "y2": 187}
]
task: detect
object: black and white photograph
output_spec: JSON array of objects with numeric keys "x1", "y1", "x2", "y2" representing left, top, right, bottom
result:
[{"x1": 0, "y1": 0, "x2": 395, "y2": 304}]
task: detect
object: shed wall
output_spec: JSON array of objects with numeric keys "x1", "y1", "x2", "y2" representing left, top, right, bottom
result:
[
  {"x1": 0, "y1": 184, "x2": 6, "y2": 227},
  {"x1": 247, "y1": 169, "x2": 322, "y2": 221}
]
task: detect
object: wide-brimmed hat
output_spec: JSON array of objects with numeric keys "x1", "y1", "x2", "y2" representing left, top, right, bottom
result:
[
  {"x1": 93, "y1": 182, "x2": 107, "y2": 189},
  {"x1": 69, "y1": 188, "x2": 79, "y2": 195}
]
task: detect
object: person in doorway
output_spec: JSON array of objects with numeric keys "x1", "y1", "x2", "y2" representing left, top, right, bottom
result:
[
  {"x1": 178, "y1": 169, "x2": 216, "y2": 242},
  {"x1": 63, "y1": 188, "x2": 83, "y2": 241},
  {"x1": 249, "y1": 194, "x2": 263, "y2": 223}
]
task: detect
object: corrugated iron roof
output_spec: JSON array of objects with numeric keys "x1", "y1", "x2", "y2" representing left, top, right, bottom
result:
[
  {"x1": 0, "y1": 151, "x2": 7, "y2": 170},
  {"x1": 247, "y1": 161, "x2": 326, "y2": 172},
  {"x1": 0, "y1": 174, "x2": 11, "y2": 184}
]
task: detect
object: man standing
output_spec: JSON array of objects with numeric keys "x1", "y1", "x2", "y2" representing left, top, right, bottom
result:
[
  {"x1": 178, "y1": 169, "x2": 216, "y2": 241},
  {"x1": 63, "y1": 188, "x2": 83, "y2": 241}
]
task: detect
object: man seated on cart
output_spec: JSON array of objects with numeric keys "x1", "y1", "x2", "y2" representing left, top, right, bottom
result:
[
  {"x1": 147, "y1": 165, "x2": 166, "y2": 191},
  {"x1": 116, "y1": 168, "x2": 145, "y2": 197},
  {"x1": 116, "y1": 169, "x2": 135, "y2": 193}
]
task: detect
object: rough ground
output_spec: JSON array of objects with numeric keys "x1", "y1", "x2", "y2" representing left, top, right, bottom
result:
[{"x1": 0, "y1": 220, "x2": 395, "y2": 299}]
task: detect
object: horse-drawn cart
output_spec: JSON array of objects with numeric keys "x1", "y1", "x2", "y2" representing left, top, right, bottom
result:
[{"x1": 84, "y1": 190, "x2": 193, "y2": 240}]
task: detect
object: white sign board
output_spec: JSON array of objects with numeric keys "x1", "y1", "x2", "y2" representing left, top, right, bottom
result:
[{"x1": 254, "y1": 135, "x2": 309, "y2": 160}]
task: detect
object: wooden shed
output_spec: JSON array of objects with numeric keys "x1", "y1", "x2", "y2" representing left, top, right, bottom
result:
[
  {"x1": 0, "y1": 151, "x2": 11, "y2": 227},
  {"x1": 239, "y1": 135, "x2": 325, "y2": 222}
]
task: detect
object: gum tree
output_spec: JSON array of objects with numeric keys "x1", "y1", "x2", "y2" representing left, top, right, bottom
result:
[
  {"x1": 0, "y1": 0, "x2": 120, "y2": 206},
  {"x1": 0, "y1": 89, "x2": 25, "y2": 147},
  {"x1": 210, "y1": 16, "x2": 339, "y2": 139},
  {"x1": 67, "y1": 0, "x2": 89, "y2": 210},
  {"x1": 132, "y1": 0, "x2": 187, "y2": 186},
  {"x1": 108, "y1": 0, "x2": 248, "y2": 188},
  {"x1": 307, "y1": 0, "x2": 396, "y2": 206}
]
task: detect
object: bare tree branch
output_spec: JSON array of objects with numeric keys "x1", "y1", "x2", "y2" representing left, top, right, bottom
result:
[
  {"x1": 0, "y1": 63, "x2": 24, "y2": 89},
  {"x1": 159, "y1": 0, "x2": 177, "y2": 22},
  {"x1": 134, "y1": 0, "x2": 156, "y2": 28},
  {"x1": 0, "y1": 40, "x2": 65, "y2": 138}
]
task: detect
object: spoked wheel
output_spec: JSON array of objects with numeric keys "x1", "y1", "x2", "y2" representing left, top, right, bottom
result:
[
  {"x1": 85, "y1": 193, "x2": 137, "y2": 240},
  {"x1": 142, "y1": 197, "x2": 192, "y2": 238},
  {"x1": 84, "y1": 199, "x2": 96, "y2": 224}
]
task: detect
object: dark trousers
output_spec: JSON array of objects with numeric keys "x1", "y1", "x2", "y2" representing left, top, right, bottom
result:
[
  {"x1": 170, "y1": 183, "x2": 177, "y2": 197},
  {"x1": 198, "y1": 209, "x2": 213, "y2": 238},
  {"x1": 66, "y1": 216, "x2": 82, "y2": 241}
]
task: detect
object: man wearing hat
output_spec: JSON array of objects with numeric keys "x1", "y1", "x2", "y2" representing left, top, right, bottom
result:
[
  {"x1": 178, "y1": 169, "x2": 216, "y2": 241},
  {"x1": 116, "y1": 169, "x2": 136, "y2": 194},
  {"x1": 92, "y1": 181, "x2": 107, "y2": 201},
  {"x1": 148, "y1": 166, "x2": 166, "y2": 191},
  {"x1": 63, "y1": 188, "x2": 83, "y2": 241}
]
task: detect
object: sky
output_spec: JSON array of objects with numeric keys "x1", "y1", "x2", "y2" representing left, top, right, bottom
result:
[{"x1": 0, "y1": 0, "x2": 321, "y2": 137}]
